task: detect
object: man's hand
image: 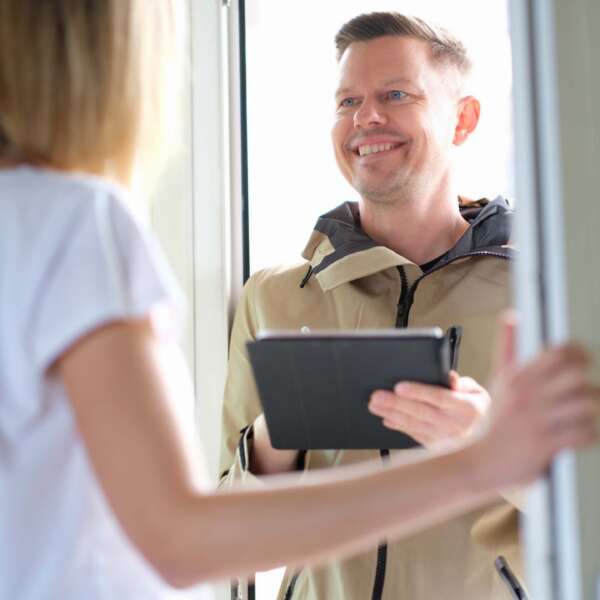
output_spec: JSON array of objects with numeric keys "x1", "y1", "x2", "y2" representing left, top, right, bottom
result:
[{"x1": 368, "y1": 371, "x2": 490, "y2": 446}]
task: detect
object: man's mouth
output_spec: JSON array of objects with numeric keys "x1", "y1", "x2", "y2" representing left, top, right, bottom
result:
[{"x1": 355, "y1": 142, "x2": 403, "y2": 157}]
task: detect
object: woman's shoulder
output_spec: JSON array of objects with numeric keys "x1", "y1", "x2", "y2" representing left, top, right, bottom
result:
[
  {"x1": 0, "y1": 165, "x2": 129, "y2": 212},
  {"x1": 0, "y1": 165, "x2": 146, "y2": 257}
]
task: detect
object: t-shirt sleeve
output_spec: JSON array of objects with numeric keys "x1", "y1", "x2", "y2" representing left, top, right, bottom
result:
[{"x1": 29, "y1": 188, "x2": 186, "y2": 374}]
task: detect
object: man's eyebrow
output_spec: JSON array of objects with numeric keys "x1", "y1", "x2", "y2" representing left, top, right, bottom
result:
[
  {"x1": 335, "y1": 77, "x2": 423, "y2": 98},
  {"x1": 381, "y1": 77, "x2": 416, "y2": 87},
  {"x1": 334, "y1": 86, "x2": 353, "y2": 99}
]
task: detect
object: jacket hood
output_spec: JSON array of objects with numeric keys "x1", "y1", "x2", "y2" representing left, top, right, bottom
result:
[{"x1": 300, "y1": 197, "x2": 514, "y2": 290}]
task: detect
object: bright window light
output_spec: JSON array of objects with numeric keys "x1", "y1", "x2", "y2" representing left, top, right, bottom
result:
[{"x1": 246, "y1": 0, "x2": 513, "y2": 275}]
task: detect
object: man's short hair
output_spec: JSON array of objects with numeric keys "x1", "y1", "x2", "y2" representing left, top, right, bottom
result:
[{"x1": 335, "y1": 12, "x2": 472, "y2": 76}]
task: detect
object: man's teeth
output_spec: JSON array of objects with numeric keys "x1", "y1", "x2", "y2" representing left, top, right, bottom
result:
[{"x1": 357, "y1": 143, "x2": 398, "y2": 157}]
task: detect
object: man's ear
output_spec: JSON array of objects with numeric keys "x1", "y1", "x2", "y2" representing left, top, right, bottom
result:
[{"x1": 453, "y1": 96, "x2": 480, "y2": 145}]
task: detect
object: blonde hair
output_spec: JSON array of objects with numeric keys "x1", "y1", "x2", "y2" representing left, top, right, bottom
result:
[{"x1": 0, "y1": 0, "x2": 182, "y2": 183}]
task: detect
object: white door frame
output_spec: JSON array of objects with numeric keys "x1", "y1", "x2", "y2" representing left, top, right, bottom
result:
[{"x1": 510, "y1": 1, "x2": 600, "y2": 598}]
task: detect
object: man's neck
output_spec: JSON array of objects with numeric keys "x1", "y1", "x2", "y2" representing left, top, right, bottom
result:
[{"x1": 358, "y1": 190, "x2": 469, "y2": 266}]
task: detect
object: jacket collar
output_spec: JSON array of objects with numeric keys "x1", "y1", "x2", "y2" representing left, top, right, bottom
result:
[{"x1": 301, "y1": 197, "x2": 514, "y2": 291}]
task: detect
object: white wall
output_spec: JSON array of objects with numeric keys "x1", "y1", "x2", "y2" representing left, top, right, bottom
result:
[{"x1": 150, "y1": 2, "x2": 232, "y2": 597}]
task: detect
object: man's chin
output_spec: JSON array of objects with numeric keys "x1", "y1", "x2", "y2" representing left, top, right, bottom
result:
[{"x1": 354, "y1": 180, "x2": 411, "y2": 206}]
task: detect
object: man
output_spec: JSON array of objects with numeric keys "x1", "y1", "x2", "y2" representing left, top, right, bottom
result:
[{"x1": 220, "y1": 12, "x2": 521, "y2": 600}]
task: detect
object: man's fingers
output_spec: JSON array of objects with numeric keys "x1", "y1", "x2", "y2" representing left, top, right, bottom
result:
[
  {"x1": 370, "y1": 392, "x2": 440, "y2": 424},
  {"x1": 391, "y1": 381, "x2": 486, "y2": 415},
  {"x1": 454, "y1": 376, "x2": 482, "y2": 392},
  {"x1": 372, "y1": 385, "x2": 484, "y2": 415},
  {"x1": 393, "y1": 381, "x2": 460, "y2": 409},
  {"x1": 448, "y1": 370, "x2": 460, "y2": 390},
  {"x1": 370, "y1": 370, "x2": 495, "y2": 445},
  {"x1": 370, "y1": 392, "x2": 477, "y2": 435},
  {"x1": 381, "y1": 413, "x2": 432, "y2": 443}
]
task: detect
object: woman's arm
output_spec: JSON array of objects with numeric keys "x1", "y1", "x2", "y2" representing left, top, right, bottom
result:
[{"x1": 58, "y1": 318, "x2": 597, "y2": 588}]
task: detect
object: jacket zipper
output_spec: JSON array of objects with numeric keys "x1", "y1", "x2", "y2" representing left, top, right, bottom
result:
[
  {"x1": 371, "y1": 449, "x2": 390, "y2": 600},
  {"x1": 443, "y1": 325, "x2": 464, "y2": 372},
  {"x1": 370, "y1": 265, "x2": 409, "y2": 600},
  {"x1": 394, "y1": 266, "x2": 409, "y2": 328}
]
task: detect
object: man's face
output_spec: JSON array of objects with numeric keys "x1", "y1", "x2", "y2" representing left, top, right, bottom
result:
[{"x1": 332, "y1": 35, "x2": 466, "y2": 205}]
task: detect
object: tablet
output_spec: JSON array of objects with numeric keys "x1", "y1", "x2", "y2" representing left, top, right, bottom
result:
[{"x1": 246, "y1": 328, "x2": 451, "y2": 450}]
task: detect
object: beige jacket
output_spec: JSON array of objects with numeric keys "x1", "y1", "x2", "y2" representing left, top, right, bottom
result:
[{"x1": 219, "y1": 198, "x2": 524, "y2": 600}]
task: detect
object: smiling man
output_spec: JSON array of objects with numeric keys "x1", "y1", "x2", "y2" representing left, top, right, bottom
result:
[
  {"x1": 332, "y1": 31, "x2": 480, "y2": 268},
  {"x1": 220, "y1": 12, "x2": 521, "y2": 600}
]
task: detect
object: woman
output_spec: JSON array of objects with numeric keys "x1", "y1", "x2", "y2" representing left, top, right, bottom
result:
[{"x1": 0, "y1": 1, "x2": 597, "y2": 598}]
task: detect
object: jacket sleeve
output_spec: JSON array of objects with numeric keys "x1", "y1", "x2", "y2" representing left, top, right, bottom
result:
[{"x1": 218, "y1": 274, "x2": 265, "y2": 489}]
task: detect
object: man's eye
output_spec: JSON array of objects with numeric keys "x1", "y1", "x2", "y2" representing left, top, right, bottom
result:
[
  {"x1": 387, "y1": 90, "x2": 407, "y2": 101},
  {"x1": 340, "y1": 98, "x2": 356, "y2": 108}
]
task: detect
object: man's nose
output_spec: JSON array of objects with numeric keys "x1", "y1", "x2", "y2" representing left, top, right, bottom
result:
[{"x1": 353, "y1": 99, "x2": 387, "y2": 128}]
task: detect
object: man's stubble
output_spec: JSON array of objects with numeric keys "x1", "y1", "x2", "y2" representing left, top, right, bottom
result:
[{"x1": 354, "y1": 165, "x2": 432, "y2": 208}]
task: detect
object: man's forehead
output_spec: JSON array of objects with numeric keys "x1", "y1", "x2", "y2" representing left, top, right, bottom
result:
[{"x1": 334, "y1": 37, "x2": 461, "y2": 98}]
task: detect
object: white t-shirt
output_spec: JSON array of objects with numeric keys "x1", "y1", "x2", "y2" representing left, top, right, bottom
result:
[{"x1": 0, "y1": 166, "x2": 211, "y2": 599}]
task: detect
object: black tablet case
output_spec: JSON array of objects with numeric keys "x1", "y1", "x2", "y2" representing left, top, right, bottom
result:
[{"x1": 247, "y1": 330, "x2": 451, "y2": 450}]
